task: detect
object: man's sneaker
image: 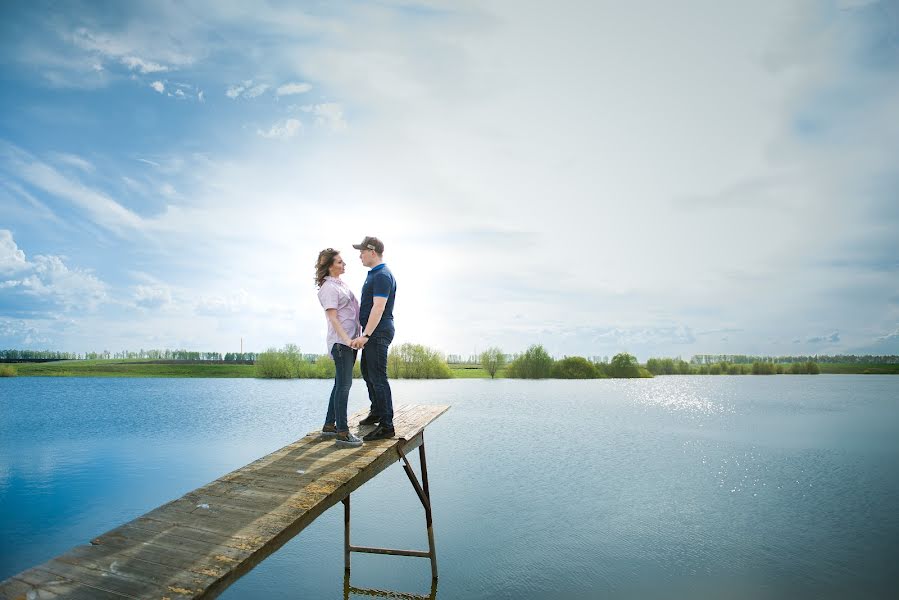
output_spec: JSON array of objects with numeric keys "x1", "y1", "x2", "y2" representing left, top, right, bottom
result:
[
  {"x1": 359, "y1": 412, "x2": 380, "y2": 426},
  {"x1": 362, "y1": 425, "x2": 396, "y2": 441},
  {"x1": 320, "y1": 424, "x2": 338, "y2": 438},
  {"x1": 335, "y1": 432, "x2": 363, "y2": 448}
]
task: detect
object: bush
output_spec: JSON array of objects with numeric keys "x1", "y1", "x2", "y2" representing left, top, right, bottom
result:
[
  {"x1": 388, "y1": 343, "x2": 452, "y2": 379},
  {"x1": 752, "y1": 361, "x2": 777, "y2": 375},
  {"x1": 0, "y1": 365, "x2": 16, "y2": 377},
  {"x1": 807, "y1": 360, "x2": 820, "y2": 374},
  {"x1": 507, "y1": 345, "x2": 554, "y2": 379},
  {"x1": 552, "y1": 356, "x2": 601, "y2": 379},
  {"x1": 609, "y1": 352, "x2": 641, "y2": 378}
]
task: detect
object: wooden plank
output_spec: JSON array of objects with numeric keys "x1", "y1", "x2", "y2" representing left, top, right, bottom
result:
[
  {"x1": 4, "y1": 570, "x2": 129, "y2": 600},
  {"x1": 0, "y1": 405, "x2": 449, "y2": 600}
]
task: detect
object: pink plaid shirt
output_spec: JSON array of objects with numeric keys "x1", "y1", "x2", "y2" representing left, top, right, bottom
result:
[{"x1": 317, "y1": 276, "x2": 360, "y2": 354}]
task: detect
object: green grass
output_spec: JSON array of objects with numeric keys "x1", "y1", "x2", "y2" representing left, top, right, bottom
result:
[
  {"x1": 448, "y1": 364, "x2": 508, "y2": 378},
  {"x1": 817, "y1": 363, "x2": 899, "y2": 375},
  {"x1": 12, "y1": 359, "x2": 256, "y2": 378}
]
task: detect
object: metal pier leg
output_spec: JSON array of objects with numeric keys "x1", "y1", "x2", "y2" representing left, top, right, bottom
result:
[
  {"x1": 344, "y1": 432, "x2": 439, "y2": 584},
  {"x1": 419, "y1": 439, "x2": 438, "y2": 581},
  {"x1": 343, "y1": 496, "x2": 351, "y2": 573}
]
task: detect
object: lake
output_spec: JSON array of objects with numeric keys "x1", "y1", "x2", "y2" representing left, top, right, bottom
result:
[{"x1": 1, "y1": 376, "x2": 898, "y2": 598}]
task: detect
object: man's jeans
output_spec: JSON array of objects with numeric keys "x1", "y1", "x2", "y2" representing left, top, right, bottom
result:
[
  {"x1": 325, "y1": 343, "x2": 357, "y2": 432},
  {"x1": 360, "y1": 325, "x2": 394, "y2": 428}
]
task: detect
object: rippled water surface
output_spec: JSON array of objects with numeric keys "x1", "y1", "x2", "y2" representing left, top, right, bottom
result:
[{"x1": 2, "y1": 376, "x2": 898, "y2": 598}]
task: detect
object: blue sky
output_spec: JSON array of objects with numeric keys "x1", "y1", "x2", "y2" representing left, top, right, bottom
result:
[{"x1": 1, "y1": 0, "x2": 897, "y2": 359}]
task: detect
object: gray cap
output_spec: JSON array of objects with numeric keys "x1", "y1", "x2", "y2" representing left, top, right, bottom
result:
[{"x1": 352, "y1": 236, "x2": 384, "y2": 253}]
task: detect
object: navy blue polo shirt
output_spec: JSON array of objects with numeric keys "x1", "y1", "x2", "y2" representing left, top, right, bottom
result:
[{"x1": 360, "y1": 263, "x2": 396, "y2": 334}]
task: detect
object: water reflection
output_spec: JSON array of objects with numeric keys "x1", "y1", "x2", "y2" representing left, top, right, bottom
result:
[{"x1": 344, "y1": 572, "x2": 438, "y2": 599}]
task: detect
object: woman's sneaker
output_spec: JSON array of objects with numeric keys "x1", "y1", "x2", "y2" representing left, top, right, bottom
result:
[
  {"x1": 320, "y1": 424, "x2": 338, "y2": 438},
  {"x1": 335, "y1": 432, "x2": 363, "y2": 448}
]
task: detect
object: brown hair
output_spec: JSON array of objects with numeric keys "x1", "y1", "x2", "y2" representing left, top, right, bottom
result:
[{"x1": 315, "y1": 248, "x2": 341, "y2": 288}]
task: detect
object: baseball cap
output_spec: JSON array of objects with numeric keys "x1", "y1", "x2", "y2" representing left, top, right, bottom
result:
[{"x1": 352, "y1": 236, "x2": 384, "y2": 253}]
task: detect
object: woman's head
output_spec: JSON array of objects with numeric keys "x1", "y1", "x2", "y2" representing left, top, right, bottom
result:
[{"x1": 315, "y1": 248, "x2": 344, "y2": 288}]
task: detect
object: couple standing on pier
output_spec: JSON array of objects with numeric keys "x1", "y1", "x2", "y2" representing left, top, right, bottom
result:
[{"x1": 314, "y1": 236, "x2": 397, "y2": 448}]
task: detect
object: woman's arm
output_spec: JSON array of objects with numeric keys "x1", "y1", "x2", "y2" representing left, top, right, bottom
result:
[{"x1": 326, "y1": 308, "x2": 354, "y2": 346}]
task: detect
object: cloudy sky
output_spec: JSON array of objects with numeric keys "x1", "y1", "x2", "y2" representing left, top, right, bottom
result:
[{"x1": 1, "y1": 0, "x2": 897, "y2": 360}]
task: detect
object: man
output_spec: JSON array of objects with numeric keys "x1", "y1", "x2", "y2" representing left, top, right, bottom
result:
[{"x1": 350, "y1": 236, "x2": 397, "y2": 441}]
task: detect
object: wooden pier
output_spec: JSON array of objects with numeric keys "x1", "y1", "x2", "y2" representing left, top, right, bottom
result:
[{"x1": 0, "y1": 404, "x2": 449, "y2": 600}]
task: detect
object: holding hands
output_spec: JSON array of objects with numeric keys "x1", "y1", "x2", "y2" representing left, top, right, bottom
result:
[{"x1": 349, "y1": 335, "x2": 369, "y2": 350}]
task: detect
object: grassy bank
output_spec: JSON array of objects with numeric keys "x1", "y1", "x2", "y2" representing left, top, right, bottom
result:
[
  {"x1": 11, "y1": 359, "x2": 256, "y2": 378},
  {"x1": 6, "y1": 359, "x2": 897, "y2": 378},
  {"x1": 817, "y1": 363, "x2": 899, "y2": 375}
]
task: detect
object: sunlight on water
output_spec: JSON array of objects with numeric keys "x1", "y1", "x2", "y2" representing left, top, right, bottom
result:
[{"x1": 624, "y1": 377, "x2": 737, "y2": 417}]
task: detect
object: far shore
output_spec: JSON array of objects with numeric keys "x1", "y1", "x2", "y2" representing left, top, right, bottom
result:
[{"x1": 1, "y1": 359, "x2": 897, "y2": 378}]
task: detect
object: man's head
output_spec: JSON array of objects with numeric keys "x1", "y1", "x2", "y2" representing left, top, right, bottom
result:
[{"x1": 353, "y1": 236, "x2": 384, "y2": 268}]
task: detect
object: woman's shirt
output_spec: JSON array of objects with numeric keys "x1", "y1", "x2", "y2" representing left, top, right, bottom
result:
[{"x1": 317, "y1": 276, "x2": 360, "y2": 353}]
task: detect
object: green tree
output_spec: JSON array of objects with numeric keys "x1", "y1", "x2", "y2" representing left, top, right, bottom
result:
[
  {"x1": 609, "y1": 352, "x2": 640, "y2": 378},
  {"x1": 255, "y1": 344, "x2": 304, "y2": 378},
  {"x1": 552, "y1": 356, "x2": 600, "y2": 379},
  {"x1": 507, "y1": 345, "x2": 554, "y2": 379},
  {"x1": 388, "y1": 343, "x2": 452, "y2": 379},
  {"x1": 479, "y1": 347, "x2": 506, "y2": 379}
]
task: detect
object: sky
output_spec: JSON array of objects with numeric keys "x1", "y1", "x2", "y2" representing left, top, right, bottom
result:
[{"x1": 1, "y1": 0, "x2": 897, "y2": 360}]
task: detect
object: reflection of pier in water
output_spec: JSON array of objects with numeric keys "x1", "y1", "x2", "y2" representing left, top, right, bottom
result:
[
  {"x1": 0, "y1": 404, "x2": 449, "y2": 599},
  {"x1": 344, "y1": 572, "x2": 438, "y2": 600}
]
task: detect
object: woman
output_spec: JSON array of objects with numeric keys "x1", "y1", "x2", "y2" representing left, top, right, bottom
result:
[{"x1": 315, "y1": 248, "x2": 363, "y2": 447}]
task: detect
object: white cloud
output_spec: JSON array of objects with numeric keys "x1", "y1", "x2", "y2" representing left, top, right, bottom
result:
[
  {"x1": 276, "y1": 82, "x2": 312, "y2": 96},
  {"x1": 0, "y1": 231, "x2": 107, "y2": 312},
  {"x1": 51, "y1": 152, "x2": 95, "y2": 173},
  {"x1": 121, "y1": 55, "x2": 168, "y2": 73},
  {"x1": 245, "y1": 83, "x2": 269, "y2": 98},
  {"x1": 198, "y1": 90, "x2": 205, "y2": 102},
  {"x1": 3, "y1": 144, "x2": 146, "y2": 235},
  {"x1": 226, "y1": 80, "x2": 269, "y2": 99},
  {"x1": 0, "y1": 230, "x2": 29, "y2": 275},
  {"x1": 257, "y1": 118, "x2": 302, "y2": 140},
  {"x1": 134, "y1": 284, "x2": 172, "y2": 309},
  {"x1": 150, "y1": 80, "x2": 164, "y2": 93},
  {"x1": 300, "y1": 103, "x2": 347, "y2": 131}
]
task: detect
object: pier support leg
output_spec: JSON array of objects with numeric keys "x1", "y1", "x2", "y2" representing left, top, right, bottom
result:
[
  {"x1": 343, "y1": 495, "x2": 351, "y2": 573},
  {"x1": 341, "y1": 433, "x2": 439, "y2": 581}
]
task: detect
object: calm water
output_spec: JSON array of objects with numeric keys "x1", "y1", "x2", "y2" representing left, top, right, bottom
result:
[{"x1": 1, "y1": 376, "x2": 898, "y2": 599}]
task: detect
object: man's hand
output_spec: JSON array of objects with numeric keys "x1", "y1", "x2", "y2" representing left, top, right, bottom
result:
[{"x1": 350, "y1": 336, "x2": 368, "y2": 349}]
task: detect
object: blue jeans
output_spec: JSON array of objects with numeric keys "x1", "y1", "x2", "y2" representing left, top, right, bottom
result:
[
  {"x1": 360, "y1": 324, "x2": 394, "y2": 428},
  {"x1": 325, "y1": 343, "x2": 357, "y2": 432}
]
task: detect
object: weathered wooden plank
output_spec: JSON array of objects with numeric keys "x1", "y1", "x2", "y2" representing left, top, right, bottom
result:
[
  {"x1": 92, "y1": 525, "x2": 251, "y2": 569},
  {"x1": 4, "y1": 570, "x2": 129, "y2": 600},
  {"x1": 0, "y1": 405, "x2": 448, "y2": 600},
  {"x1": 55, "y1": 545, "x2": 221, "y2": 593}
]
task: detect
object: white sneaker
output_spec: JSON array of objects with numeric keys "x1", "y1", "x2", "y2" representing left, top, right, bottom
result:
[{"x1": 335, "y1": 432, "x2": 363, "y2": 448}]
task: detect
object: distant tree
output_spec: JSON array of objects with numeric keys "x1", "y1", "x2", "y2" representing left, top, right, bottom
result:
[
  {"x1": 609, "y1": 353, "x2": 640, "y2": 378},
  {"x1": 479, "y1": 347, "x2": 506, "y2": 379},
  {"x1": 388, "y1": 343, "x2": 452, "y2": 379},
  {"x1": 507, "y1": 345, "x2": 554, "y2": 379},
  {"x1": 552, "y1": 356, "x2": 600, "y2": 379}
]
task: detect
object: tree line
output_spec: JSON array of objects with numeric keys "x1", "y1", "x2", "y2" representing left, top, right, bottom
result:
[
  {"x1": 0, "y1": 349, "x2": 258, "y2": 361},
  {"x1": 690, "y1": 354, "x2": 898, "y2": 365},
  {"x1": 646, "y1": 358, "x2": 821, "y2": 375}
]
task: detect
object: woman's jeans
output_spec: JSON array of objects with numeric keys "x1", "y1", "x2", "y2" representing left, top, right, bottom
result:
[
  {"x1": 360, "y1": 323, "x2": 394, "y2": 428},
  {"x1": 325, "y1": 343, "x2": 357, "y2": 432}
]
